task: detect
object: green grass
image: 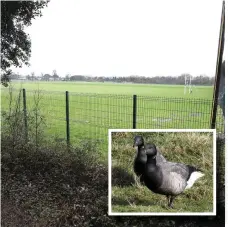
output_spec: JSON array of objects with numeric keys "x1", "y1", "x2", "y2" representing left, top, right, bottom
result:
[
  {"x1": 9, "y1": 81, "x2": 213, "y2": 98},
  {"x1": 111, "y1": 132, "x2": 214, "y2": 213}
]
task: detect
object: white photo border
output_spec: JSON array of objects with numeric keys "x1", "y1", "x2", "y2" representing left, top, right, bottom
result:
[{"x1": 108, "y1": 129, "x2": 216, "y2": 216}]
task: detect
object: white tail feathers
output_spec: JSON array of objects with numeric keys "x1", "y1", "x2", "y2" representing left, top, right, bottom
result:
[{"x1": 185, "y1": 171, "x2": 205, "y2": 189}]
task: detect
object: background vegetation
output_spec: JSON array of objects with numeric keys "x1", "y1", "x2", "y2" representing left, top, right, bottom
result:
[{"x1": 11, "y1": 72, "x2": 214, "y2": 85}]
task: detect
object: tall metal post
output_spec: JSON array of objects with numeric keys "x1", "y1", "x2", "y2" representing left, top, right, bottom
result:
[
  {"x1": 66, "y1": 91, "x2": 70, "y2": 146},
  {"x1": 184, "y1": 75, "x2": 187, "y2": 95},
  {"x1": 133, "y1": 95, "x2": 137, "y2": 129},
  {"x1": 211, "y1": 1, "x2": 225, "y2": 129},
  {"x1": 22, "y1": 88, "x2": 28, "y2": 142}
]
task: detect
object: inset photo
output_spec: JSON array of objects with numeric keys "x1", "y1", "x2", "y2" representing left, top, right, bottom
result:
[{"x1": 108, "y1": 129, "x2": 216, "y2": 216}]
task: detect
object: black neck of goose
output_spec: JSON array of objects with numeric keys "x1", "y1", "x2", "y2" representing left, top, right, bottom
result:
[
  {"x1": 137, "y1": 145, "x2": 144, "y2": 156},
  {"x1": 147, "y1": 155, "x2": 156, "y2": 165}
]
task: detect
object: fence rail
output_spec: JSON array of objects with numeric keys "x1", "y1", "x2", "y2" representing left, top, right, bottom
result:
[{"x1": 1, "y1": 88, "x2": 224, "y2": 146}]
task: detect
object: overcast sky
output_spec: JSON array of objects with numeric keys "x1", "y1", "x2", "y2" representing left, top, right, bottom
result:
[{"x1": 13, "y1": 0, "x2": 224, "y2": 77}]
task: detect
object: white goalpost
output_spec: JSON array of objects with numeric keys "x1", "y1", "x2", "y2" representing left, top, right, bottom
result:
[{"x1": 184, "y1": 74, "x2": 193, "y2": 94}]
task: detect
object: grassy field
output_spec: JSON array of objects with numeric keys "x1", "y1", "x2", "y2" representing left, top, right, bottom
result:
[
  {"x1": 1, "y1": 81, "x2": 223, "y2": 151},
  {"x1": 9, "y1": 81, "x2": 213, "y2": 98},
  {"x1": 111, "y1": 132, "x2": 214, "y2": 213}
]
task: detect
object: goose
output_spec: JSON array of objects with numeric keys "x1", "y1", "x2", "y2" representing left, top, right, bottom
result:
[
  {"x1": 143, "y1": 144, "x2": 204, "y2": 208},
  {"x1": 133, "y1": 135, "x2": 166, "y2": 183}
]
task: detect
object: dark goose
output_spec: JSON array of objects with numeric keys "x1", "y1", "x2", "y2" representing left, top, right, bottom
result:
[
  {"x1": 143, "y1": 143, "x2": 204, "y2": 208},
  {"x1": 133, "y1": 135, "x2": 166, "y2": 183}
]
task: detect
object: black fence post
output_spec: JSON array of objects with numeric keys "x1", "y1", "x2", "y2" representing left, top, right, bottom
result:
[
  {"x1": 66, "y1": 91, "x2": 70, "y2": 146},
  {"x1": 210, "y1": 1, "x2": 225, "y2": 129},
  {"x1": 133, "y1": 95, "x2": 137, "y2": 129},
  {"x1": 22, "y1": 88, "x2": 28, "y2": 142}
]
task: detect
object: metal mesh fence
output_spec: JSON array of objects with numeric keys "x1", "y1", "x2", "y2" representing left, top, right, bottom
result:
[
  {"x1": 25, "y1": 89, "x2": 66, "y2": 141},
  {"x1": 137, "y1": 96, "x2": 214, "y2": 129},
  {"x1": 1, "y1": 88, "x2": 225, "y2": 145},
  {"x1": 69, "y1": 93, "x2": 133, "y2": 144}
]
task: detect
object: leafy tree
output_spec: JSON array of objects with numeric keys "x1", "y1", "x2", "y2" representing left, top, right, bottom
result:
[
  {"x1": 31, "y1": 72, "x2": 36, "y2": 81},
  {"x1": 64, "y1": 74, "x2": 70, "y2": 81},
  {"x1": 42, "y1": 74, "x2": 51, "y2": 81},
  {"x1": 1, "y1": 0, "x2": 49, "y2": 86},
  {"x1": 10, "y1": 73, "x2": 19, "y2": 80},
  {"x1": 53, "y1": 70, "x2": 59, "y2": 80},
  {"x1": 70, "y1": 75, "x2": 85, "y2": 81},
  {"x1": 26, "y1": 74, "x2": 31, "y2": 80}
]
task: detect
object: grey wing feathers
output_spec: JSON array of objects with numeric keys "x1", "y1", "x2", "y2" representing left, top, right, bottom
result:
[
  {"x1": 158, "y1": 162, "x2": 193, "y2": 179},
  {"x1": 159, "y1": 171, "x2": 187, "y2": 195}
]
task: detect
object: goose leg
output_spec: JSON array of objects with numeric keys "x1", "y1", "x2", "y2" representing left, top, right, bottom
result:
[
  {"x1": 166, "y1": 195, "x2": 171, "y2": 206},
  {"x1": 168, "y1": 196, "x2": 175, "y2": 208}
]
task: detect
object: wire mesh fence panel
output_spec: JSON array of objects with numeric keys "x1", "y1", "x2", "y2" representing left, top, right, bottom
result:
[
  {"x1": 69, "y1": 93, "x2": 133, "y2": 145},
  {"x1": 137, "y1": 96, "x2": 213, "y2": 129},
  {"x1": 20, "y1": 89, "x2": 66, "y2": 142},
  {"x1": 1, "y1": 88, "x2": 225, "y2": 147}
]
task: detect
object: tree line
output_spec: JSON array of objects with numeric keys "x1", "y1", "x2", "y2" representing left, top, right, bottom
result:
[{"x1": 13, "y1": 72, "x2": 214, "y2": 85}]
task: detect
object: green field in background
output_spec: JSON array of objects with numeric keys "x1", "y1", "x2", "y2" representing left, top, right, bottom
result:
[{"x1": 9, "y1": 81, "x2": 213, "y2": 98}]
